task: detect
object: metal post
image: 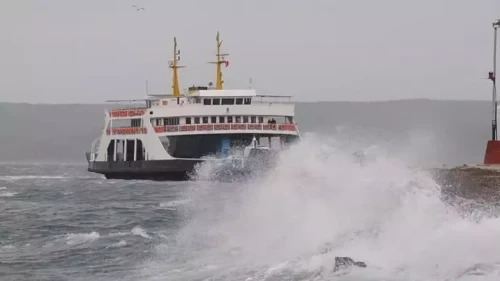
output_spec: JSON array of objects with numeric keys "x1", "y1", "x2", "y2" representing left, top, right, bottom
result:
[
  {"x1": 134, "y1": 139, "x2": 137, "y2": 161},
  {"x1": 113, "y1": 140, "x2": 117, "y2": 161},
  {"x1": 493, "y1": 23, "x2": 498, "y2": 140},
  {"x1": 124, "y1": 139, "x2": 128, "y2": 161}
]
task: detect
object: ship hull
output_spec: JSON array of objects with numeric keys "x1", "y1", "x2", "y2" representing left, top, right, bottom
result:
[{"x1": 87, "y1": 159, "x2": 203, "y2": 181}]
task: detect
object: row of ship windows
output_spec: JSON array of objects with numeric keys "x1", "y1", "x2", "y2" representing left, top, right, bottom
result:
[
  {"x1": 187, "y1": 116, "x2": 263, "y2": 124},
  {"x1": 152, "y1": 116, "x2": 291, "y2": 126},
  {"x1": 202, "y1": 98, "x2": 252, "y2": 106}
]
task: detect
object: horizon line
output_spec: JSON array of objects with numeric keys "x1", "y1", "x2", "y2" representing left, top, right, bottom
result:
[{"x1": 0, "y1": 98, "x2": 495, "y2": 105}]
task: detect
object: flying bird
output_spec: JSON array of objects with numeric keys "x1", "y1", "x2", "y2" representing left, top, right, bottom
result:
[{"x1": 132, "y1": 5, "x2": 145, "y2": 11}]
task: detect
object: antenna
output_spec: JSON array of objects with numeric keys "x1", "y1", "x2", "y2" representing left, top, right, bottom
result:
[
  {"x1": 208, "y1": 31, "x2": 229, "y2": 90},
  {"x1": 170, "y1": 37, "x2": 185, "y2": 97},
  {"x1": 145, "y1": 80, "x2": 149, "y2": 96},
  {"x1": 249, "y1": 78, "x2": 253, "y2": 89}
]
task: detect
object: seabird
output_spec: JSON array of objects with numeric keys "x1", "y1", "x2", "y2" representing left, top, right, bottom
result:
[{"x1": 132, "y1": 5, "x2": 145, "y2": 11}]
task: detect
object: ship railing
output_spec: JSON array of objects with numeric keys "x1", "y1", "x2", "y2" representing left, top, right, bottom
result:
[
  {"x1": 105, "y1": 99, "x2": 149, "y2": 116},
  {"x1": 252, "y1": 95, "x2": 294, "y2": 104},
  {"x1": 103, "y1": 123, "x2": 297, "y2": 135},
  {"x1": 87, "y1": 137, "x2": 101, "y2": 162},
  {"x1": 103, "y1": 123, "x2": 298, "y2": 136},
  {"x1": 91, "y1": 137, "x2": 101, "y2": 153},
  {"x1": 152, "y1": 123, "x2": 297, "y2": 133}
]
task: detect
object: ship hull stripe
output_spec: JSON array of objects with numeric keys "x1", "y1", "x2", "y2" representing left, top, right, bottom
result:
[{"x1": 87, "y1": 159, "x2": 203, "y2": 181}]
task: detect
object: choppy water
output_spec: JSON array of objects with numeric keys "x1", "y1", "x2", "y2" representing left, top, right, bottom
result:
[{"x1": 2, "y1": 135, "x2": 500, "y2": 281}]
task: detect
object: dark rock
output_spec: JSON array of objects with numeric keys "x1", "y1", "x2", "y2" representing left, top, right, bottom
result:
[{"x1": 333, "y1": 257, "x2": 367, "y2": 272}]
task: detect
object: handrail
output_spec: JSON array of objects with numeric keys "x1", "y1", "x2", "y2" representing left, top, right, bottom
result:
[{"x1": 153, "y1": 123, "x2": 297, "y2": 133}]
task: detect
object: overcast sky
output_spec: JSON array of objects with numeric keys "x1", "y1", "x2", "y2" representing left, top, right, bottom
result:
[{"x1": 0, "y1": 0, "x2": 499, "y2": 103}]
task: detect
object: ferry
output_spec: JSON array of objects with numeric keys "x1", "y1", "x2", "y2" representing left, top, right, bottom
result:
[{"x1": 86, "y1": 33, "x2": 302, "y2": 181}]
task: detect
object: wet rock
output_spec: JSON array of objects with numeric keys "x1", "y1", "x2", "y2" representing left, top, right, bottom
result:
[
  {"x1": 430, "y1": 165, "x2": 500, "y2": 203},
  {"x1": 333, "y1": 257, "x2": 367, "y2": 272}
]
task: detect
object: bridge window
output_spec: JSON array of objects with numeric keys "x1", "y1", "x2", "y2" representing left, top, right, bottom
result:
[
  {"x1": 221, "y1": 98, "x2": 234, "y2": 105},
  {"x1": 186, "y1": 117, "x2": 192, "y2": 124},
  {"x1": 258, "y1": 117, "x2": 264, "y2": 123},
  {"x1": 213, "y1": 98, "x2": 221, "y2": 105},
  {"x1": 219, "y1": 116, "x2": 225, "y2": 123},
  {"x1": 194, "y1": 117, "x2": 200, "y2": 124},
  {"x1": 235, "y1": 116, "x2": 241, "y2": 123},
  {"x1": 227, "y1": 116, "x2": 233, "y2": 123},
  {"x1": 243, "y1": 116, "x2": 248, "y2": 123},
  {"x1": 203, "y1": 117, "x2": 209, "y2": 124},
  {"x1": 250, "y1": 116, "x2": 256, "y2": 123},
  {"x1": 244, "y1": 98, "x2": 252, "y2": 105},
  {"x1": 203, "y1": 99, "x2": 211, "y2": 105},
  {"x1": 235, "y1": 98, "x2": 243, "y2": 105},
  {"x1": 211, "y1": 116, "x2": 217, "y2": 123}
]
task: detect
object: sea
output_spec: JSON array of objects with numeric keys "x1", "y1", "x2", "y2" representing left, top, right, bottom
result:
[
  {"x1": 2, "y1": 100, "x2": 500, "y2": 280},
  {"x1": 2, "y1": 133, "x2": 500, "y2": 281}
]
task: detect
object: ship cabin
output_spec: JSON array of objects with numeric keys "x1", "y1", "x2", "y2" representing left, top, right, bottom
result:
[{"x1": 95, "y1": 88, "x2": 300, "y2": 162}]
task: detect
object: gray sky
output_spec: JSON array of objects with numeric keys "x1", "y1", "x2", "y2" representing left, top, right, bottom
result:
[{"x1": 0, "y1": 0, "x2": 499, "y2": 103}]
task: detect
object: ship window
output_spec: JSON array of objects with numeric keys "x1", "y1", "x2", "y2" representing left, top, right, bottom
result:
[
  {"x1": 219, "y1": 116, "x2": 225, "y2": 123},
  {"x1": 244, "y1": 98, "x2": 252, "y2": 105},
  {"x1": 221, "y1": 98, "x2": 234, "y2": 105},
  {"x1": 235, "y1": 116, "x2": 241, "y2": 123},
  {"x1": 165, "y1": 117, "x2": 179, "y2": 125},
  {"x1": 131, "y1": 118, "x2": 141, "y2": 127},
  {"x1": 211, "y1": 116, "x2": 217, "y2": 123},
  {"x1": 203, "y1": 117, "x2": 209, "y2": 124},
  {"x1": 258, "y1": 117, "x2": 264, "y2": 123},
  {"x1": 194, "y1": 117, "x2": 200, "y2": 124},
  {"x1": 228, "y1": 116, "x2": 233, "y2": 123},
  {"x1": 203, "y1": 99, "x2": 211, "y2": 105},
  {"x1": 243, "y1": 116, "x2": 249, "y2": 123},
  {"x1": 186, "y1": 117, "x2": 192, "y2": 124},
  {"x1": 235, "y1": 98, "x2": 243, "y2": 105},
  {"x1": 250, "y1": 116, "x2": 256, "y2": 123},
  {"x1": 213, "y1": 98, "x2": 221, "y2": 105}
]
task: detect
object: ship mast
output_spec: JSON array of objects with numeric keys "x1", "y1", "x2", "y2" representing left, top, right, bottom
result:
[
  {"x1": 170, "y1": 37, "x2": 185, "y2": 97},
  {"x1": 209, "y1": 31, "x2": 229, "y2": 90}
]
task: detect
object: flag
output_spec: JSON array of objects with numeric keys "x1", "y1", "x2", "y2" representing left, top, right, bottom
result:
[{"x1": 224, "y1": 60, "x2": 229, "y2": 67}]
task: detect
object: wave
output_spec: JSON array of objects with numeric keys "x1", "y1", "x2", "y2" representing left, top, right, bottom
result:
[
  {"x1": 138, "y1": 133, "x2": 500, "y2": 281},
  {"x1": 159, "y1": 199, "x2": 191, "y2": 209},
  {"x1": 0, "y1": 191, "x2": 17, "y2": 197},
  {"x1": 65, "y1": 231, "x2": 101, "y2": 245},
  {"x1": 0, "y1": 175, "x2": 68, "y2": 181}
]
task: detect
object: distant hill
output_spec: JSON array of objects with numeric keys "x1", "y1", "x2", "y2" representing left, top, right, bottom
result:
[{"x1": 0, "y1": 100, "x2": 492, "y2": 165}]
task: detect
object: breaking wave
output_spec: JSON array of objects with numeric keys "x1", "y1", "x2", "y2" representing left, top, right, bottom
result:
[{"x1": 139, "y1": 133, "x2": 500, "y2": 280}]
